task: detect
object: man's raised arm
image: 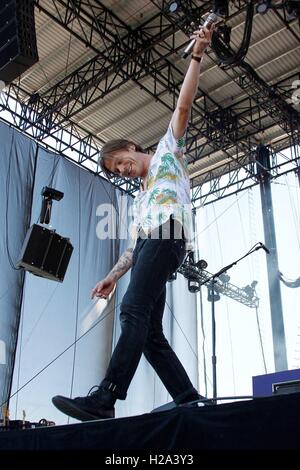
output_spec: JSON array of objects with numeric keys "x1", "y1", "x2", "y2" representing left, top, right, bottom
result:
[{"x1": 171, "y1": 25, "x2": 214, "y2": 140}]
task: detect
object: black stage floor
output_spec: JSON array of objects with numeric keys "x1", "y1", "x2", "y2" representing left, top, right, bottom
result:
[{"x1": 0, "y1": 392, "x2": 299, "y2": 463}]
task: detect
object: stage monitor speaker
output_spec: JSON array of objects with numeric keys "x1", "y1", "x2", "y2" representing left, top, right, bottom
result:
[
  {"x1": 253, "y1": 368, "x2": 300, "y2": 397},
  {"x1": 0, "y1": 0, "x2": 39, "y2": 84},
  {"x1": 17, "y1": 224, "x2": 73, "y2": 282}
]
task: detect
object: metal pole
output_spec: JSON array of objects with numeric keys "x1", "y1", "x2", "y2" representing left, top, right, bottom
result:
[
  {"x1": 256, "y1": 145, "x2": 288, "y2": 371},
  {"x1": 210, "y1": 279, "x2": 217, "y2": 401}
]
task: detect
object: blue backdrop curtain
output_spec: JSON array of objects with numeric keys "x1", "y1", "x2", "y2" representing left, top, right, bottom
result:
[{"x1": 0, "y1": 122, "x2": 37, "y2": 417}]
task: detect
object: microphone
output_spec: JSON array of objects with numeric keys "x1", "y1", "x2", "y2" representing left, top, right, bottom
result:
[
  {"x1": 259, "y1": 242, "x2": 270, "y2": 254},
  {"x1": 181, "y1": 12, "x2": 218, "y2": 59}
]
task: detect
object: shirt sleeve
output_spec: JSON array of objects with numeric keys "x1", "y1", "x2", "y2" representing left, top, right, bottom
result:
[{"x1": 163, "y1": 124, "x2": 186, "y2": 158}]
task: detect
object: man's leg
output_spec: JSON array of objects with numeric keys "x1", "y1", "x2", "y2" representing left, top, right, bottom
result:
[
  {"x1": 100, "y1": 238, "x2": 176, "y2": 399},
  {"x1": 143, "y1": 286, "x2": 199, "y2": 404}
]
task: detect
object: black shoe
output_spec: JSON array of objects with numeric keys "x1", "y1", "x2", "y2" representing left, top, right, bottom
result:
[
  {"x1": 52, "y1": 386, "x2": 115, "y2": 421},
  {"x1": 179, "y1": 393, "x2": 214, "y2": 407},
  {"x1": 196, "y1": 394, "x2": 214, "y2": 406}
]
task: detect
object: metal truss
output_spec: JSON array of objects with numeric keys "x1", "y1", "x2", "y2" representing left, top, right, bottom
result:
[
  {"x1": 152, "y1": 0, "x2": 299, "y2": 137},
  {"x1": 2, "y1": 0, "x2": 299, "y2": 199},
  {"x1": 0, "y1": 84, "x2": 139, "y2": 195},
  {"x1": 28, "y1": 0, "x2": 259, "y2": 181},
  {"x1": 191, "y1": 135, "x2": 300, "y2": 206},
  {"x1": 29, "y1": 1, "x2": 299, "y2": 171},
  {"x1": 178, "y1": 262, "x2": 259, "y2": 308}
]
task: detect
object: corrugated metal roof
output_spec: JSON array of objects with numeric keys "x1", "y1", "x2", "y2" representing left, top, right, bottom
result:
[{"x1": 10, "y1": 1, "x2": 300, "y2": 186}]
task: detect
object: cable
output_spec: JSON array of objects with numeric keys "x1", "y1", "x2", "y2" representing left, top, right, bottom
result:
[
  {"x1": 255, "y1": 306, "x2": 267, "y2": 374},
  {"x1": 198, "y1": 190, "x2": 248, "y2": 235},
  {"x1": 164, "y1": 298, "x2": 213, "y2": 389},
  {"x1": 194, "y1": 211, "x2": 208, "y2": 397},
  {"x1": 2, "y1": 299, "x2": 121, "y2": 409},
  {"x1": 212, "y1": 204, "x2": 236, "y2": 395},
  {"x1": 279, "y1": 271, "x2": 300, "y2": 288},
  {"x1": 14, "y1": 277, "x2": 26, "y2": 420},
  {"x1": 21, "y1": 283, "x2": 60, "y2": 350},
  {"x1": 68, "y1": 169, "x2": 82, "y2": 423},
  {"x1": 284, "y1": 174, "x2": 300, "y2": 250},
  {"x1": 236, "y1": 193, "x2": 253, "y2": 280},
  {"x1": 64, "y1": 31, "x2": 73, "y2": 79},
  {"x1": 211, "y1": 1, "x2": 254, "y2": 67},
  {"x1": 5, "y1": 132, "x2": 20, "y2": 271}
]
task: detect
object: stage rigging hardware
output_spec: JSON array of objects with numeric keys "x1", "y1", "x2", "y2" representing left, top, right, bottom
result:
[
  {"x1": 0, "y1": 0, "x2": 39, "y2": 84},
  {"x1": 0, "y1": 406, "x2": 55, "y2": 431},
  {"x1": 176, "y1": 251, "x2": 259, "y2": 308},
  {"x1": 17, "y1": 187, "x2": 73, "y2": 282}
]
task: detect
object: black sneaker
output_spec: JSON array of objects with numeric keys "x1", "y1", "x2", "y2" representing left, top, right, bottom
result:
[
  {"x1": 52, "y1": 386, "x2": 115, "y2": 421},
  {"x1": 179, "y1": 394, "x2": 214, "y2": 407}
]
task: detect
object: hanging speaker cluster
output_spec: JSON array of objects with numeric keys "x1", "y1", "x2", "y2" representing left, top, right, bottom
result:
[
  {"x1": 0, "y1": 0, "x2": 39, "y2": 84},
  {"x1": 17, "y1": 187, "x2": 73, "y2": 282},
  {"x1": 17, "y1": 224, "x2": 73, "y2": 283}
]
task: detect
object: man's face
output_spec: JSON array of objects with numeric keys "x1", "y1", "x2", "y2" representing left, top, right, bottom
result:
[{"x1": 104, "y1": 146, "x2": 144, "y2": 178}]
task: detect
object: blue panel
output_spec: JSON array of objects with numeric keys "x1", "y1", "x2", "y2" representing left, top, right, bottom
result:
[{"x1": 252, "y1": 368, "x2": 300, "y2": 396}]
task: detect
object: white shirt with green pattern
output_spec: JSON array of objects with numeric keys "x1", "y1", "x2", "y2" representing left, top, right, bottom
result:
[{"x1": 132, "y1": 125, "x2": 193, "y2": 251}]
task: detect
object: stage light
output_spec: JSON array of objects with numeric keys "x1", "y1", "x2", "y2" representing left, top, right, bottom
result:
[
  {"x1": 285, "y1": 1, "x2": 300, "y2": 19},
  {"x1": 207, "y1": 284, "x2": 221, "y2": 302},
  {"x1": 218, "y1": 272, "x2": 230, "y2": 284},
  {"x1": 195, "y1": 259, "x2": 208, "y2": 270},
  {"x1": 251, "y1": 280, "x2": 258, "y2": 289},
  {"x1": 188, "y1": 278, "x2": 201, "y2": 293},
  {"x1": 169, "y1": 1, "x2": 179, "y2": 12},
  {"x1": 213, "y1": 0, "x2": 229, "y2": 17},
  {"x1": 256, "y1": 1, "x2": 271, "y2": 14},
  {"x1": 243, "y1": 285, "x2": 254, "y2": 299}
]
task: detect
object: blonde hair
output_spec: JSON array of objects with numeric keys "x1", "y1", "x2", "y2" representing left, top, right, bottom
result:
[{"x1": 98, "y1": 139, "x2": 144, "y2": 177}]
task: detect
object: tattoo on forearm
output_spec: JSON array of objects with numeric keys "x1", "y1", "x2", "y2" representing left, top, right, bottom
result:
[{"x1": 110, "y1": 248, "x2": 133, "y2": 281}]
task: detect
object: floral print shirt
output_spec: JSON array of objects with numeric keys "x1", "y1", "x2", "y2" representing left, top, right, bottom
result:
[{"x1": 131, "y1": 125, "x2": 193, "y2": 251}]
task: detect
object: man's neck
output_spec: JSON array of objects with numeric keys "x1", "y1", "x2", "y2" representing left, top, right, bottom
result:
[{"x1": 140, "y1": 154, "x2": 153, "y2": 190}]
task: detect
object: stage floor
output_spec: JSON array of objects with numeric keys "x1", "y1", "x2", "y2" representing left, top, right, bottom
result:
[{"x1": 0, "y1": 392, "x2": 300, "y2": 454}]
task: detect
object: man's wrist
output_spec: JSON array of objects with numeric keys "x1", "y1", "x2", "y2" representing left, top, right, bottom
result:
[{"x1": 191, "y1": 54, "x2": 203, "y2": 63}]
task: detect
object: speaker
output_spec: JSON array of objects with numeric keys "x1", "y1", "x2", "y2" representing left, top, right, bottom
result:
[
  {"x1": 17, "y1": 224, "x2": 73, "y2": 282},
  {"x1": 253, "y1": 368, "x2": 300, "y2": 397},
  {"x1": 0, "y1": 0, "x2": 39, "y2": 84},
  {"x1": 256, "y1": 144, "x2": 271, "y2": 175}
]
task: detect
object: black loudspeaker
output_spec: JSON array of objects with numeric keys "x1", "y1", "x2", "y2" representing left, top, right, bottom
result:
[
  {"x1": 256, "y1": 144, "x2": 271, "y2": 175},
  {"x1": 17, "y1": 224, "x2": 73, "y2": 282},
  {"x1": 0, "y1": 0, "x2": 39, "y2": 84}
]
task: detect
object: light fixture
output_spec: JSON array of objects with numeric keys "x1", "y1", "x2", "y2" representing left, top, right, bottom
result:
[
  {"x1": 243, "y1": 285, "x2": 254, "y2": 299},
  {"x1": 207, "y1": 284, "x2": 221, "y2": 302},
  {"x1": 213, "y1": 0, "x2": 229, "y2": 17},
  {"x1": 285, "y1": 1, "x2": 300, "y2": 20},
  {"x1": 256, "y1": 1, "x2": 271, "y2": 14},
  {"x1": 218, "y1": 272, "x2": 230, "y2": 284},
  {"x1": 251, "y1": 280, "x2": 258, "y2": 289},
  {"x1": 188, "y1": 278, "x2": 201, "y2": 293},
  {"x1": 169, "y1": 1, "x2": 179, "y2": 13},
  {"x1": 195, "y1": 259, "x2": 208, "y2": 270}
]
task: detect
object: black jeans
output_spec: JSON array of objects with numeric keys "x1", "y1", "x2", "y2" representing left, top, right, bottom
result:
[{"x1": 100, "y1": 233, "x2": 199, "y2": 404}]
